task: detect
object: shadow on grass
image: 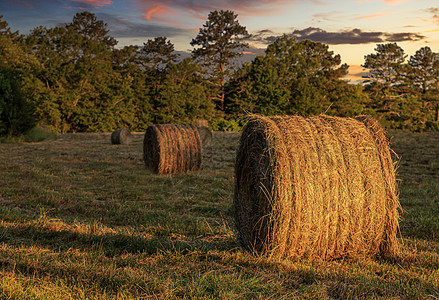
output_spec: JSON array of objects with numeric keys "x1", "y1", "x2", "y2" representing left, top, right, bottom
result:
[
  {"x1": 1, "y1": 224, "x2": 439, "y2": 298},
  {"x1": 0, "y1": 223, "x2": 239, "y2": 257}
]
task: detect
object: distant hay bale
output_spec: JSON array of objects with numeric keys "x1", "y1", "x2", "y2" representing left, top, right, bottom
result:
[
  {"x1": 197, "y1": 126, "x2": 213, "y2": 147},
  {"x1": 111, "y1": 128, "x2": 132, "y2": 145},
  {"x1": 143, "y1": 123, "x2": 202, "y2": 174},
  {"x1": 234, "y1": 114, "x2": 400, "y2": 261},
  {"x1": 195, "y1": 120, "x2": 209, "y2": 128}
]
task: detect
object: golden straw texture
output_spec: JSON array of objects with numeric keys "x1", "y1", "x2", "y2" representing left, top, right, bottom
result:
[
  {"x1": 143, "y1": 123, "x2": 202, "y2": 174},
  {"x1": 234, "y1": 115, "x2": 400, "y2": 261}
]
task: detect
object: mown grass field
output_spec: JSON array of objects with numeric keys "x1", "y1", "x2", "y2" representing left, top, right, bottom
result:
[{"x1": 0, "y1": 130, "x2": 438, "y2": 299}]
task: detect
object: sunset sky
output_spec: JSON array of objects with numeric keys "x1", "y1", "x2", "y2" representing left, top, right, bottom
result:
[{"x1": 1, "y1": 0, "x2": 439, "y2": 81}]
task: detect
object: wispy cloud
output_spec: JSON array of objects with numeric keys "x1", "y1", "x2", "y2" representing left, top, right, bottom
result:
[
  {"x1": 357, "y1": 0, "x2": 407, "y2": 4},
  {"x1": 144, "y1": 4, "x2": 172, "y2": 20},
  {"x1": 142, "y1": 4, "x2": 184, "y2": 28},
  {"x1": 311, "y1": 0, "x2": 330, "y2": 5},
  {"x1": 68, "y1": 0, "x2": 112, "y2": 8},
  {"x1": 249, "y1": 29, "x2": 280, "y2": 45},
  {"x1": 313, "y1": 11, "x2": 347, "y2": 22},
  {"x1": 5, "y1": 0, "x2": 113, "y2": 10},
  {"x1": 130, "y1": 0, "x2": 294, "y2": 24},
  {"x1": 427, "y1": 7, "x2": 439, "y2": 14},
  {"x1": 382, "y1": 0, "x2": 407, "y2": 4},
  {"x1": 96, "y1": 12, "x2": 190, "y2": 41},
  {"x1": 249, "y1": 27, "x2": 425, "y2": 45},
  {"x1": 424, "y1": 7, "x2": 439, "y2": 25},
  {"x1": 3, "y1": 0, "x2": 33, "y2": 9},
  {"x1": 313, "y1": 8, "x2": 399, "y2": 23},
  {"x1": 354, "y1": 10, "x2": 396, "y2": 20}
]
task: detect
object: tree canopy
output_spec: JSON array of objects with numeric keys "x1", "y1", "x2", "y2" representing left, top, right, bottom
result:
[
  {"x1": 408, "y1": 46, "x2": 439, "y2": 94},
  {"x1": 362, "y1": 43, "x2": 439, "y2": 131},
  {"x1": 191, "y1": 10, "x2": 250, "y2": 111},
  {"x1": 0, "y1": 16, "x2": 41, "y2": 136},
  {"x1": 362, "y1": 43, "x2": 407, "y2": 94},
  {"x1": 1, "y1": 11, "x2": 438, "y2": 137},
  {"x1": 226, "y1": 35, "x2": 367, "y2": 117}
]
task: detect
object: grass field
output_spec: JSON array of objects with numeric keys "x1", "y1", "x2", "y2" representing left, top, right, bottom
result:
[{"x1": 0, "y1": 130, "x2": 438, "y2": 299}]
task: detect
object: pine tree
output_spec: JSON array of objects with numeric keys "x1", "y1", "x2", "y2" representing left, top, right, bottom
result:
[
  {"x1": 408, "y1": 46, "x2": 439, "y2": 94},
  {"x1": 191, "y1": 10, "x2": 250, "y2": 111},
  {"x1": 362, "y1": 43, "x2": 406, "y2": 94}
]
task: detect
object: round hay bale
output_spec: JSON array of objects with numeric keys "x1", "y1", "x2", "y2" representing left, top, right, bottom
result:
[
  {"x1": 111, "y1": 128, "x2": 132, "y2": 145},
  {"x1": 234, "y1": 114, "x2": 400, "y2": 261},
  {"x1": 195, "y1": 120, "x2": 209, "y2": 127},
  {"x1": 197, "y1": 126, "x2": 213, "y2": 148},
  {"x1": 143, "y1": 123, "x2": 202, "y2": 174}
]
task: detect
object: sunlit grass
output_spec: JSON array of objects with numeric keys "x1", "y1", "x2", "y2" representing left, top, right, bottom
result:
[{"x1": 0, "y1": 130, "x2": 438, "y2": 298}]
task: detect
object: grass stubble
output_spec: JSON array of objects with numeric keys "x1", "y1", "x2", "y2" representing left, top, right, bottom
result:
[{"x1": 0, "y1": 130, "x2": 438, "y2": 299}]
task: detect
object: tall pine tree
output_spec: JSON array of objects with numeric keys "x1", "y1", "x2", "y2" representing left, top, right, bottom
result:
[{"x1": 191, "y1": 10, "x2": 250, "y2": 111}]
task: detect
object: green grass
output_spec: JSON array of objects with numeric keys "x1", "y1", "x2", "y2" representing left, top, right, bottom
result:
[
  {"x1": 0, "y1": 130, "x2": 438, "y2": 299},
  {"x1": 24, "y1": 126, "x2": 57, "y2": 143}
]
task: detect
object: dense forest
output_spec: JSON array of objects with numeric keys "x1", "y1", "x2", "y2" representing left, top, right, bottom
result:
[{"x1": 1, "y1": 10, "x2": 439, "y2": 137}]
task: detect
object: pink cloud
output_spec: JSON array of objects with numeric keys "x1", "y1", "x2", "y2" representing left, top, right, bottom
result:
[
  {"x1": 313, "y1": 11, "x2": 348, "y2": 22},
  {"x1": 382, "y1": 0, "x2": 407, "y2": 4},
  {"x1": 144, "y1": 4, "x2": 171, "y2": 20},
  {"x1": 131, "y1": 0, "x2": 293, "y2": 22},
  {"x1": 141, "y1": 2, "x2": 185, "y2": 28},
  {"x1": 357, "y1": 0, "x2": 407, "y2": 4},
  {"x1": 68, "y1": 0, "x2": 112, "y2": 7},
  {"x1": 354, "y1": 11, "x2": 396, "y2": 20},
  {"x1": 311, "y1": 0, "x2": 330, "y2": 5}
]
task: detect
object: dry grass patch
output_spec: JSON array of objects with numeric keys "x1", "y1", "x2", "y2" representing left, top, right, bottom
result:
[{"x1": 0, "y1": 129, "x2": 438, "y2": 299}]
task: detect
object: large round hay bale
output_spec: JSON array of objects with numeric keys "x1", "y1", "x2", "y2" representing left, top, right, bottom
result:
[
  {"x1": 197, "y1": 126, "x2": 213, "y2": 148},
  {"x1": 234, "y1": 114, "x2": 400, "y2": 261},
  {"x1": 143, "y1": 123, "x2": 202, "y2": 174},
  {"x1": 111, "y1": 128, "x2": 132, "y2": 145}
]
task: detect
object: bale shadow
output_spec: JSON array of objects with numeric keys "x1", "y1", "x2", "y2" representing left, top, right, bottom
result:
[{"x1": 0, "y1": 222, "x2": 239, "y2": 257}]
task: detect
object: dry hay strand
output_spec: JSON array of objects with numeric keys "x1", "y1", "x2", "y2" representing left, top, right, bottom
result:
[
  {"x1": 143, "y1": 123, "x2": 202, "y2": 174},
  {"x1": 234, "y1": 114, "x2": 400, "y2": 261},
  {"x1": 197, "y1": 126, "x2": 213, "y2": 148},
  {"x1": 111, "y1": 128, "x2": 132, "y2": 145},
  {"x1": 195, "y1": 120, "x2": 209, "y2": 127}
]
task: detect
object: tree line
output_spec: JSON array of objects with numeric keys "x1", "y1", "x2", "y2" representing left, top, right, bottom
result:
[{"x1": 1, "y1": 11, "x2": 438, "y2": 137}]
